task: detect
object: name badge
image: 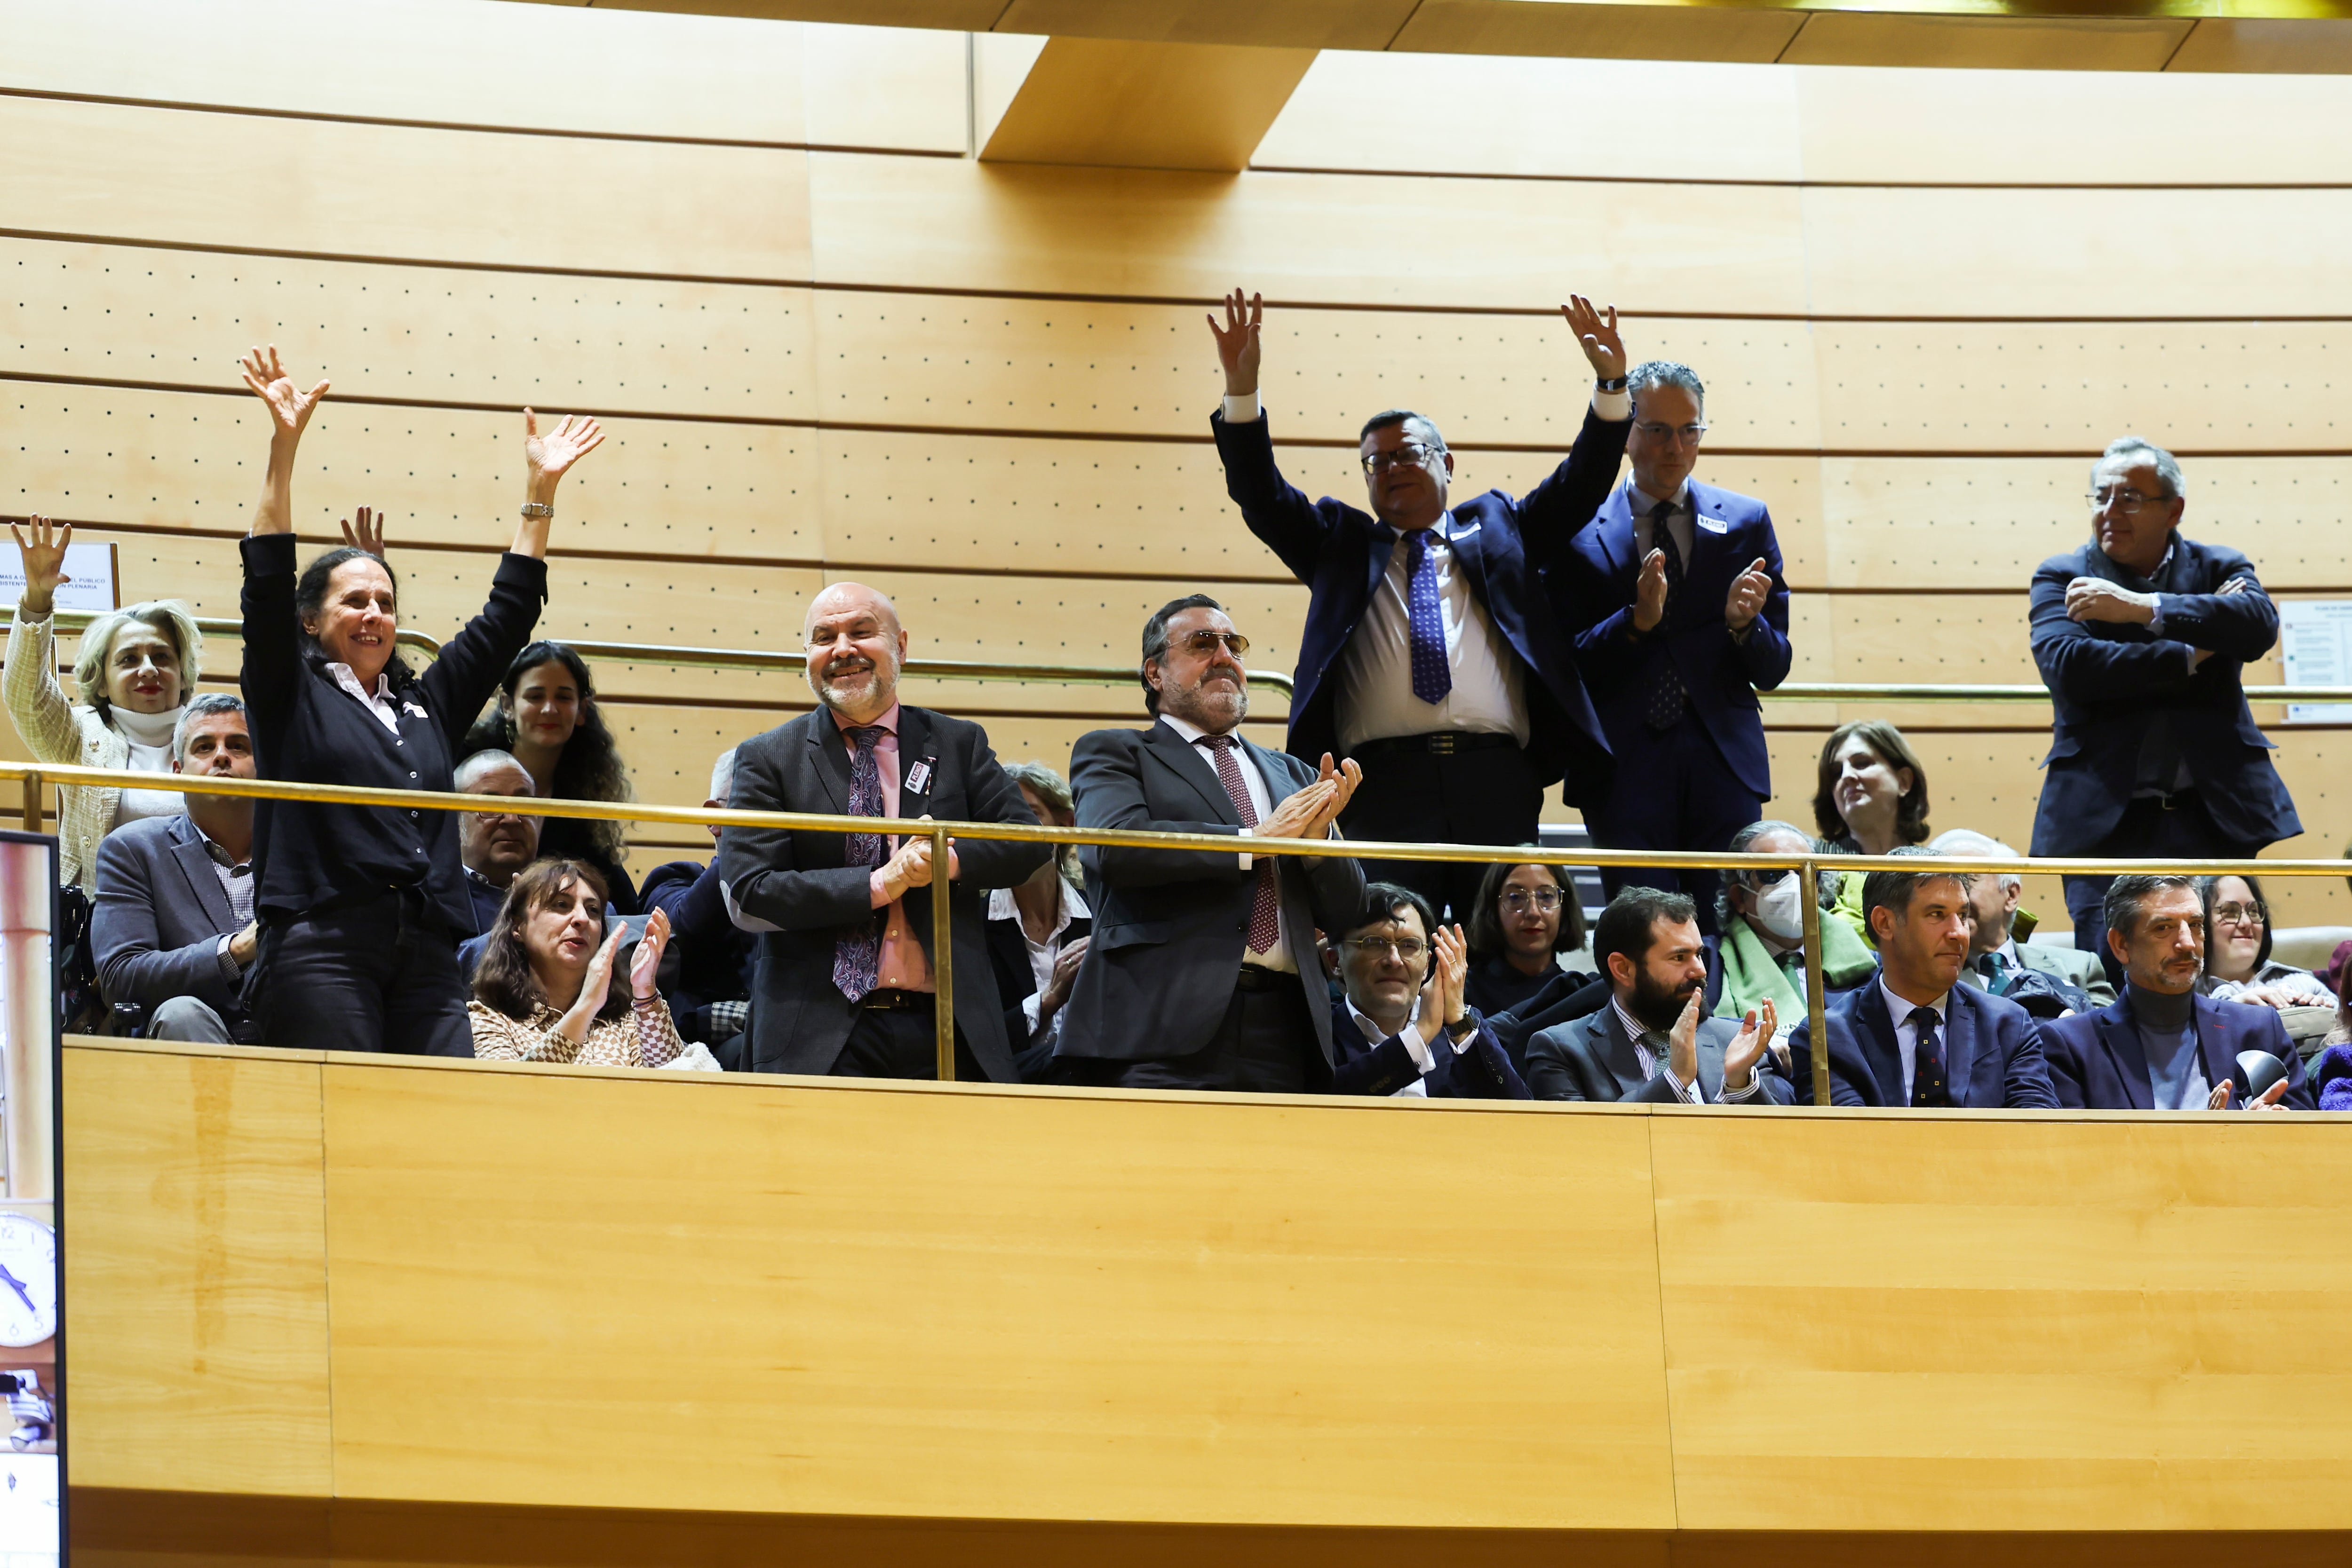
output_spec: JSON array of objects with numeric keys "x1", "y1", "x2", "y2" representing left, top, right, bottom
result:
[
  {"x1": 1696, "y1": 512, "x2": 1729, "y2": 535},
  {"x1": 904, "y1": 759, "x2": 934, "y2": 795},
  {"x1": 401, "y1": 700, "x2": 429, "y2": 718}
]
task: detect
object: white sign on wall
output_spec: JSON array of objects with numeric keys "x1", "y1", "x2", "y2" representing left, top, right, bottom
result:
[
  {"x1": 0, "y1": 542, "x2": 119, "y2": 615},
  {"x1": 2280, "y1": 600, "x2": 2352, "y2": 724}
]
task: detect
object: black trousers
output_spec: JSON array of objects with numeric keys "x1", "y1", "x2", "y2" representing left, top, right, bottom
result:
[
  {"x1": 251, "y1": 888, "x2": 472, "y2": 1057},
  {"x1": 1340, "y1": 740, "x2": 1542, "y2": 923},
  {"x1": 1581, "y1": 712, "x2": 1761, "y2": 937},
  {"x1": 1095, "y1": 974, "x2": 1323, "y2": 1094},
  {"x1": 831, "y1": 993, "x2": 985, "y2": 1081},
  {"x1": 2063, "y1": 792, "x2": 2254, "y2": 989}
]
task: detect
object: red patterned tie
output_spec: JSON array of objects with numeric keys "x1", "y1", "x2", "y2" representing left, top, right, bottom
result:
[{"x1": 1204, "y1": 735, "x2": 1280, "y2": 955}]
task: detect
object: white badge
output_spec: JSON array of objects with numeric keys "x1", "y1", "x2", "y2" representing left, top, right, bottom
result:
[{"x1": 904, "y1": 759, "x2": 934, "y2": 795}]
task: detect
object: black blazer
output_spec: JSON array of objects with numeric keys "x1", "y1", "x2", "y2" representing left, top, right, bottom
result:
[
  {"x1": 1524, "y1": 1005, "x2": 1754, "y2": 1104},
  {"x1": 92, "y1": 813, "x2": 252, "y2": 1035},
  {"x1": 1330, "y1": 1006, "x2": 1530, "y2": 1099},
  {"x1": 713, "y1": 705, "x2": 1048, "y2": 1079},
  {"x1": 1210, "y1": 407, "x2": 1628, "y2": 804},
  {"x1": 2027, "y1": 535, "x2": 2300, "y2": 855},
  {"x1": 1055, "y1": 720, "x2": 1366, "y2": 1068},
  {"x1": 984, "y1": 892, "x2": 1091, "y2": 1084},
  {"x1": 1783, "y1": 970, "x2": 2061, "y2": 1109},
  {"x1": 239, "y1": 533, "x2": 545, "y2": 934}
]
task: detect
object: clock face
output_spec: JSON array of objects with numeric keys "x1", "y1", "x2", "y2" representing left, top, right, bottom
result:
[{"x1": 0, "y1": 1216, "x2": 56, "y2": 1348}]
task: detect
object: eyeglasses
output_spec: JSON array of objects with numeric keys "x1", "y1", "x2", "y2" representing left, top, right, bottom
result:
[
  {"x1": 2212, "y1": 901, "x2": 2267, "y2": 927},
  {"x1": 2089, "y1": 487, "x2": 2174, "y2": 513},
  {"x1": 1633, "y1": 422, "x2": 1708, "y2": 445},
  {"x1": 1173, "y1": 629, "x2": 1249, "y2": 658},
  {"x1": 1344, "y1": 936, "x2": 1427, "y2": 962},
  {"x1": 1502, "y1": 888, "x2": 1564, "y2": 913},
  {"x1": 1361, "y1": 442, "x2": 1442, "y2": 474}
]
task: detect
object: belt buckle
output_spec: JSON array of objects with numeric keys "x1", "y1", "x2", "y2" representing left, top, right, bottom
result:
[{"x1": 1429, "y1": 732, "x2": 1457, "y2": 755}]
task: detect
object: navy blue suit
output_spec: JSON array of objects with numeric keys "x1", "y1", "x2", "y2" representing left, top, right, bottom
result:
[
  {"x1": 1555, "y1": 479, "x2": 1791, "y2": 916},
  {"x1": 2039, "y1": 990, "x2": 2314, "y2": 1111},
  {"x1": 1783, "y1": 969, "x2": 2060, "y2": 1109},
  {"x1": 1329, "y1": 1006, "x2": 1531, "y2": 1100}
]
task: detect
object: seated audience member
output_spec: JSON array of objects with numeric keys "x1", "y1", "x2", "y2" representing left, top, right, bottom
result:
[
  {"x1": 91, "y1": 695, "x2": 260, "y2": 1043},
  {"x1": 639, "y1": 747, "x2": 755, "y2": 1059},
  {"x1": 1462, "y1": 858, "x2": 1594, "y2": 1019},
  {"x1": 1931, "y1": 829, "x2": 2114, "y2": 1011},
  {"x1": 986, "y1": 761, "x2": 1091, "y2": 1083},
  {"x1": 1813, "y1": 720, "x2": 1931, "y2": 942},
  {"x1": 461, "y1": 641, "x2": 640, "y2": 913},
  {"x1": 2198, "y1": 873, "x2": 2336, "y2": 1008},
  {"x1": 2310, "y1": 989, "x2": 2352, "y2": 1110},
  {"x1": 469, "y1": 860, "x2": 714, "y2": 1069},
  {"x1": 2320, "y1": 840, "x2": 2352, "y2": 998},
  {"x1": 1055, "y1": 595, "x2": 1365, "y2": 1092},
  {"x1": 1525, "y1": 887, "x2": 1779, "y2": 1104},
  {"x1": 454, "y1": 750, "x2": 541, "y2": 934},
  {"x1": 2041, "y1": 874, "x2": 2310, "y2": 1110},
  {"x1": 1782, "y1": 850, "x2": 2060, "y2": 1109},
  {"x1": 1716, "y1": 820, "x2": 1873, "y2": 1026},
  {"x1": 1330, "y1": 883, "x2": 1528, "y2": 1099}
]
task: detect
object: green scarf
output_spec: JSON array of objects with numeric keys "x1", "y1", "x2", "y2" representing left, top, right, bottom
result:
[{"x1": 1713, "y1": 907, "x2": 1877, "y2": 1021}]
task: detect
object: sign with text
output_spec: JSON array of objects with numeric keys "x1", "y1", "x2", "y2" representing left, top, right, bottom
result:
[
  {"x1": 2280, "y1": 600, "x2": 2352, "y2": 724},
  {"x1": 0, "y1": 541, "x2": 119, "y2": 615}
]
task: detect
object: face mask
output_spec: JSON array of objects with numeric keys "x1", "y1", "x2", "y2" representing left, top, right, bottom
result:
[{"x1": 1752, "y1": 873, "x2": 1806, "y2": 942}]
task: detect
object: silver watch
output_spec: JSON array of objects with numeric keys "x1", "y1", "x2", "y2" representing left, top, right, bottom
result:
[{"x1": 519, "y1": 502, "x2": 554, "y2": 520}]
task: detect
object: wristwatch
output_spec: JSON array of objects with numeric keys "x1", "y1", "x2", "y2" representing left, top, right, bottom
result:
[
  {"x1": 519, "y1": 502, "x2": 554, "y2": 520},
  {"x1": 1445, "y1": 1014, "x2": 1479, "y2": 1045},
  {"x1": 1596, "y1": 375, "x2": 1629, "y2": 392}
]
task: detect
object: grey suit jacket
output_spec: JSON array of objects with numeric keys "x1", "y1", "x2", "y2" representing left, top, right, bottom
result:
[
  {"x1": 91, "y1": 813, "x2": 249, "y2": 1032},
  {"x1": 1525, "y1": 1004, "x2": 1741, "y2": 1103},
  {"x1": 1957, "y1": 940, "x2": 2116, "y2": 1009}
]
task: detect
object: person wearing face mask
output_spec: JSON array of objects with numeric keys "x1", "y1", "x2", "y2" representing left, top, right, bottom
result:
[
  {"x1": 1327, "y1": 883, "x2": 1527, "y2": 1099},
  {"x1": 460, "y1": 641, "x2": 638, "y2": 913},
  {"x1": 235, "y1": 344, "x2": 604, "y2": 1055},
  {"x1": 1524, "y1": 887, "x2": 1780, "y2": 1104},
  {"x1": 1714, "y1": 820, "x2": 1874, "y2": 1029},
  {"x1": 1929, "y1": 829, "x2": 2113, "y2": 1010},
  {"x1": 468, "y1": 859, "x2": 714, "y2": 1070},
  {"x1": 4, "y1": 516, "x2": 206, "y2": 891},
  {"x1": 1462, "y1": 858, "x2": 1595, "y2": 1019}
]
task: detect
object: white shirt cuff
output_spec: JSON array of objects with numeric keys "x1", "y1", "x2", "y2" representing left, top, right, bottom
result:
[
  {"x1": 1398, "y1": 1029, "x2": 1436, "y2": 1075},
  {"x1": 1593, "y1": 388, "x2": 1631, "y2": 421},
  {"x1": 1223, "y1": 391, "x2": 1263, "y2": 424},
  {"x1": 1236, "y1": 826, "x2": 1253, "y2": 871},
  {"x1": 1720, "y1": 1070, "x2": 1764, "y2": 1103},
  {"x1": 1022, "y1": 991, "x2": 1043, "y2": 1037}
]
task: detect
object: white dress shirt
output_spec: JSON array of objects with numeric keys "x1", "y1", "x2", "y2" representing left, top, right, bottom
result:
[
  {"x1": 326, "y1": 662, "x2": 402, "y2": 735},
  {"x1": 1346, "y1": 996, "x2": 1477, "y2": 1099},
  {"x1": 1157, "y1": 712, "x2": 1299, "y2": 974},
  {"x1": 1627, "y1": 477, "x2": 1696, "y2": 565},
  {"x1": 988, "y1": 879, "x2": 1092, "y2": 1039},
  {"x1": 1878, "y1": 975, "x2": 1951, "y2": 1104}
]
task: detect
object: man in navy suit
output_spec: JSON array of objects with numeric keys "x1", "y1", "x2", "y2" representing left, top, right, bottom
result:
[
  {"x1": 1056, "y1": 596, "x2": 1367, "y2": 1092},
  {"x1": 2029, "y1": 437, "x2": 2300, "y2": 972},
  {"x1": 1327, "y1": 882, "x2": 1528, "y2": 1099},
  {"x1": 1553, "y1": 361, "x2": 1790, "y2": 927},
  {"x1": 1206, "y1": 289, "x2": 1632, "y2": 919},
  {"x1": 2040, "y1": 874, "x2": 2309, "y2": 1110},
  {"x1": 1783, "y1": 852, "x2": 2060, "y2": 1109}
]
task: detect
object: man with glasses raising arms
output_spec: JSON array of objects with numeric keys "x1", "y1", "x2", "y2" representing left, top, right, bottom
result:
[{"x1": 2028, "y1": 437, "x2": 2300, "y2": 983}]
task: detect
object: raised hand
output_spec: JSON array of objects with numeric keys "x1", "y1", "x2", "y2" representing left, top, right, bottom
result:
[
  {"x1": 1725, "y1": 556, "x2": 1772, "y2": 631},
  {"x1": 1562, "y1": 294, "x2": 1627, "y2": 380},
  {"x1": 1208, "y1": 288, "x2": 1263, "y2": 398},
  {"x1": 559, "y1": 928, "x2": 627, "y2": 1043},
  {"x1": 9, "y1": 516, "x2": 72, "y2": 616},
  {"x1": 1668, "y1": 987, "x2": 1704, "y2": 1092},
  {"x1": 629, "y1": 907, "x2": 672, "y2": 1001},
  {"x1": 339, "y1": 506, "x2": 388, "y2": 558},
  {"x1": 238, "y1": 344, "x2": 330, "y2": 444},
  {"x1": 1304, "y1": 753, "x2": 1364, "y2": 836},
  {"x1": 523, "y1": 408, "x2": 606, "y2": 494},
  {"x1": 1432, "y1": 922, "x2": 1469, "y2": 1027},
  {"x1": 1633, "y1": 549, "x2": 1670, "y2": 634},
  {"x1": 1724, "y1": 997, "x2": 1776, "y2": 1095}
]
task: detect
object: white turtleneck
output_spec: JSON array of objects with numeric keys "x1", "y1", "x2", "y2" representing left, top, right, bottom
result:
[{"x1": 109, "y1": 703, "x2": 186, "y2": 828}]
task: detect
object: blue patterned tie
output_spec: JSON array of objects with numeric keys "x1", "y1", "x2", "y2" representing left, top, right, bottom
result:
[
  {"x1": 832, "y1": 724, "x2": 888, "y2": 1002},
  {"x1": 1644, "y1": 499, "x2": 1688, "y2": 730},
  {"x1": 1405, "y1": 529, "x2": 1451, "y2": 704},
  {"x1": 1910, "y1": 1006, "x2": 1952, "y2": 1108}
]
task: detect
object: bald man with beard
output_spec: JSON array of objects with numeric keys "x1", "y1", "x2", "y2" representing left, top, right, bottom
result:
[{"x1": 716, "y1": 582, "x2": 1050, "y2": 1078}]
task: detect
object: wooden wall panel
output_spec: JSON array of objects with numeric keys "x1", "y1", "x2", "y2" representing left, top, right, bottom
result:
[{"x1": 1780, "y1": 12, "x2": 2190, "y2": 73}]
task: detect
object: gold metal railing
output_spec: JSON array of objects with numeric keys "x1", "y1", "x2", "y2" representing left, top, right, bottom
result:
[{"x1": 16, "y1": 759, "x2": 2352, "y2": 1106}]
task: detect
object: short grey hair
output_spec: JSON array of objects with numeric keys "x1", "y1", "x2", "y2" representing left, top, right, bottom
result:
[
  {"x1": 454, "y1": 749, "x2": 534, "y2": 793},
  {"x1": 170, "y1": 692, "x2": 246, "y2": 762},
  {"x1": 1929, "y1": 828, "x2": 2022, "y2": 892},
  {"x1": 1003, "y1": 759, "x2": 1080, "y2": 886},
  {"x1": 708, "y1": 746, "x2": 737, "y2": 806},
  {"x1": 1628, "y1": 360, "x2": 1705, "y2": 416},
  {"x1": 2094, "y1": 436, "x2": 2184, "y2": 500},
  {"x1": 75, "y1": 600, "x2": 204, "y2": 723}
]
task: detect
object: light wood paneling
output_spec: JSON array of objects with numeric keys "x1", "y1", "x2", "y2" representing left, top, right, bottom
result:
[
  {"x1": 316, "y1": 1061, "x2": 1677, "y2": 1524},
  {"x1": 1390, "y1": 0, "x2": 1807, "y2": 64},
  {"x1": 981, "y1": 38, "x2": 1318, "y2": 173},
  {"x1": 62, "y1": 1045, "x2": 332, "y2": 1495},
  {"x1": 993, "y1": 0, "x2": 1421, "y2": 50},
  {"x1": 2169, "y1": 18, "x2": 2352, "y2": 74},
  {"x1": 1781, "y1": 12, "x2": 2192, "y2": 72}
]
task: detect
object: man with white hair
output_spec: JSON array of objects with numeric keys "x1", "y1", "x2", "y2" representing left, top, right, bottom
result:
[
  {"x1": 454, "y1": 749, "x2": 540, "y2": 934},
  {"x1": 1930, "y1": 828, "x2": 2114, "y2": 1008}
]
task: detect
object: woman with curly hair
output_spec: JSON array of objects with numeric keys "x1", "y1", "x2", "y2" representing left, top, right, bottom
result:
[{"x1": 462, "y1": 640, "x2": 640, "y2": 912}]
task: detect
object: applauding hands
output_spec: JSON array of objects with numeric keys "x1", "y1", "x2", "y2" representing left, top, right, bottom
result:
[
  {"x1": 1414, "y1": 923, "x2": 1472, "y2": 1050},
  {"x1": 1262, "y1": 753, "x2": 1363, "y2": 840}
]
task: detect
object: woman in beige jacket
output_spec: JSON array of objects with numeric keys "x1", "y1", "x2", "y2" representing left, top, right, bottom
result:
[{"x1": 2, "y1": 517, "x2": 203, "y2": 889}]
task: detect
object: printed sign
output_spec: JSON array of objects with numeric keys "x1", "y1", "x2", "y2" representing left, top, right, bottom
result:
[
  {"x1": 0, "y1": 541, "x2": 119, "y2": 614},
  {"x1": 2280, "y1": 600, "x2": 2352, "y2": 724}
]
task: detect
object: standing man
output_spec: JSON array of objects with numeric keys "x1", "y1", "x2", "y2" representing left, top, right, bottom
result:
[
  {"x1": 2029, "y1": 437, "x2": 2299, "y2": 972},
  {"x1": 1055, "y1": 596, "x2": 1366, "y2": 1093},
  {"x1": 1206, "y1": 290, "x2": 1632, "y2": 918},
  {"x1": 717, "y1": 583, "x2": 1049, "y2": 1080},
  {"x1": 1554, "y1": 361, "x2": 1791, "y2": 925}
]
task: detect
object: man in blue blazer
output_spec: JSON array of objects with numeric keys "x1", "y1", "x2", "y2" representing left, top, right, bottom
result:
[
  {"x1": 2040, "y1": 874, "x2": 2310, "y2": 1110},
  {"x1": 2028, "y1": 437, "x2": 2300, "y2": 971},
  {"x1": 1553, "y1": 361, "x2": 1791, "y2": 927},
  {"x1": 1327, "y1": 882, "x2": 1529, "y2": 1099},
  {"x1": 1783, "y1": 852, "x2": 2060, "y2": 1109},
  {"x1": 1205, "y1": 289, "x2": 1632, "y2": 919}
]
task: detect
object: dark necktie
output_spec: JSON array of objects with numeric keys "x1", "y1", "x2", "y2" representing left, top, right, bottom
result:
[
  {"x1": 1978, "y1": 951, "x2": 2010, "y2": 996},
  {"x1": 1910, "y1": 1006, "x2": 1952, "y2": 1108},
  {"x1": 831, "y1": 724, "x2": 889, "y2": 1001},
  {"x1": 1644, "y1": 499, "x2": 1688, "y2": 730},
  {"x1": 1405, "y1": 529, "x2": 1452, "y2": 704},
  {"x1": 1204, "y1": 735, "x2": 1280, "y2": 956}
]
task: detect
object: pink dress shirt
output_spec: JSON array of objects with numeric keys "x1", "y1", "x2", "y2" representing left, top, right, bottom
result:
[{"x1": 838, "y1": 704, "x2": 950, "y2": 994}]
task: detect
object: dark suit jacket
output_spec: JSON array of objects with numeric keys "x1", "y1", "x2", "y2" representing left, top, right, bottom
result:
[
  {"x1": 2027, "y1": 535, "x2": 2299, "y2": 855},
  {"x1": 1783, "y1": 970, "x2": 2060, "y2": 1109},
  {"x1": 713, "y1": 706, "x2": 1049, "y2": 1079},
  {"x1": 1525, "y1": 1005, "x2": 1748, "y2": 1104},
  {"x1": 640, "y1": 857, "x2": 755, "y2": 1042},
  {"x1": 92, "y1": 813, "x2": 252, "y2": 1036},
  {"x1": 2039, "y1": 990, "x2": 2315, "y2": 1110},
  {"x1": 1329, "y1": 1006, "x2": 1530, "y2": 1099},
  {"x1": 984, "y1": 895, "x2": 1091, "y2": 1084},
  {"x1": 1555, "y1": 478, "x2": 1792, "y2": 801},
  {"x1": 1210, "y1": 407, "x2": 1628, "y2": 803},
  {"x1": 1055, "y1": 720, "x2": 1366, "y2": 1067}
]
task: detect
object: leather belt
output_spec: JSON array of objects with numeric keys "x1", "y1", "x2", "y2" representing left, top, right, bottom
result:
[
  {"x1": 1233, "y1": 966, "x2": 1294, "y2": 993},
  {"x1": 1352, "y1": 730, "x2": 1518, "y2": 759},
  {"x1": 858, "y1": 988, "x2": 935, "y2": 1011}
]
